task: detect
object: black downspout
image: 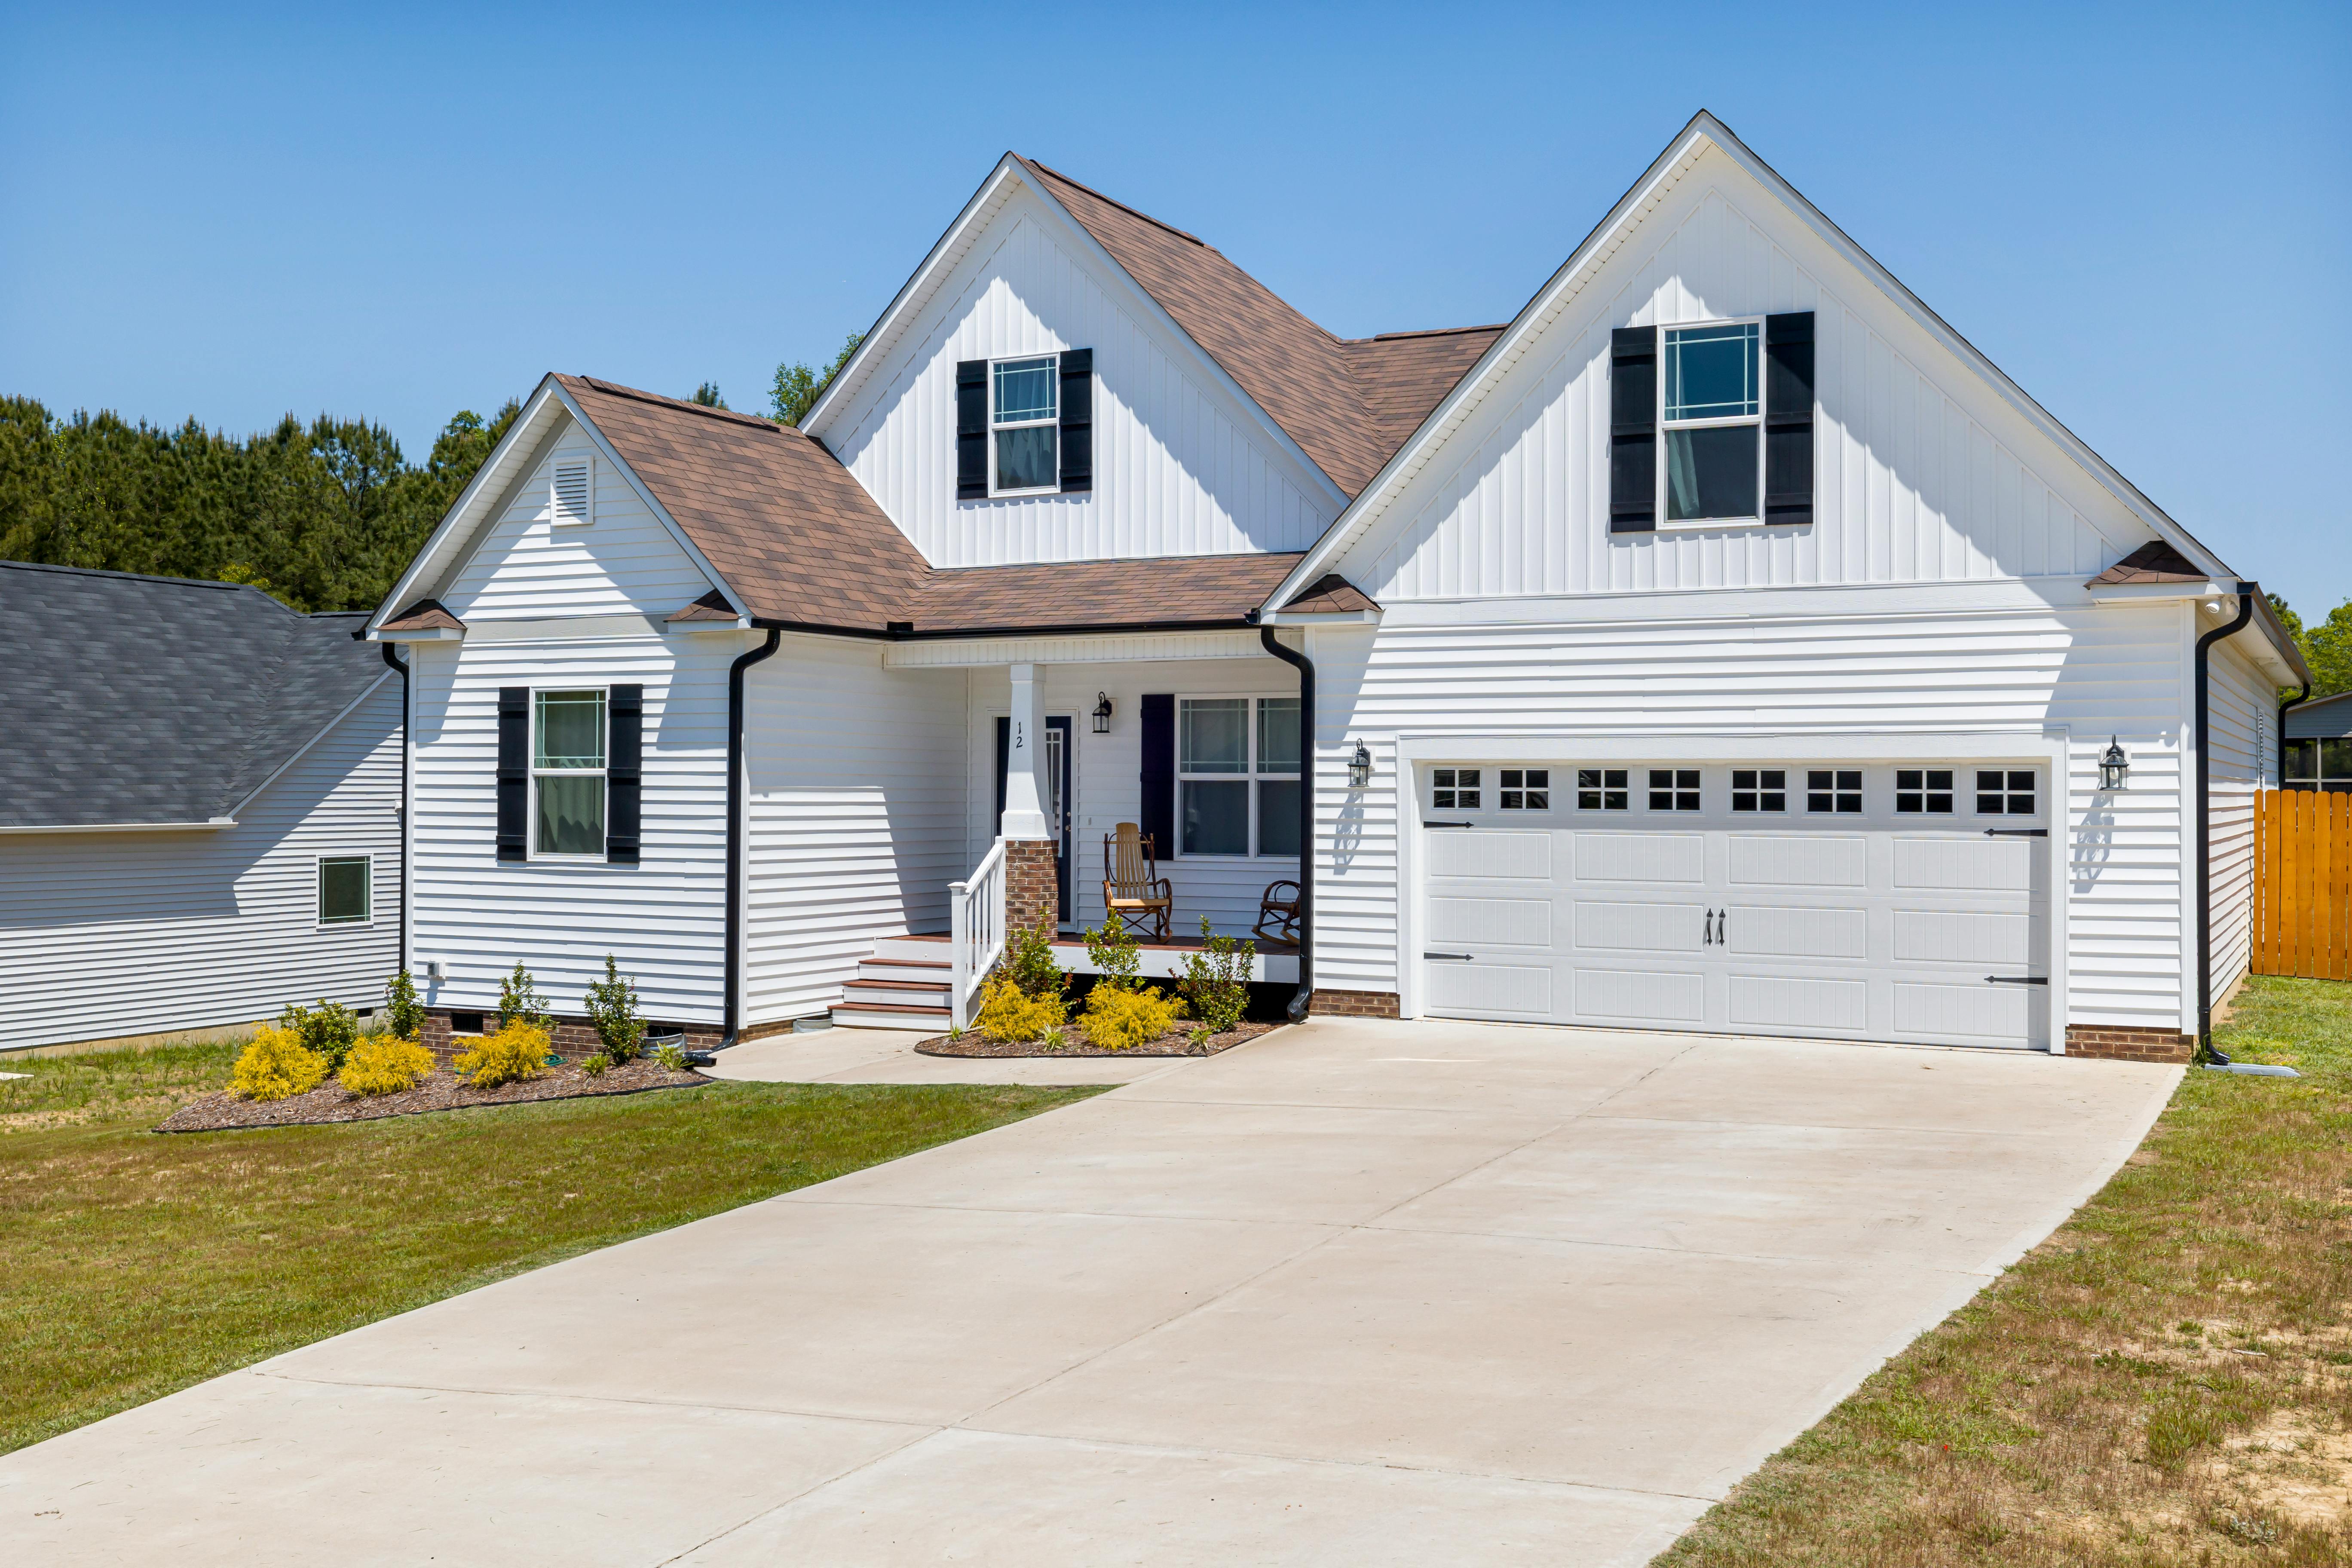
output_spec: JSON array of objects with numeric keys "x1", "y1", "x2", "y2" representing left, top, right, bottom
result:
[
  {"x1": 724, "y1": 628, "x2": 784, "y2": 1046},
  {"x1": 2194, "y1": 584, "x2": 2255, "y2": 1063},
  {"x1": 1257, "y1": 623, "x2": 1314, "y2": 1022},
  {"x1": 380, "y1": 641, "x2": 409, "y2": 973}
]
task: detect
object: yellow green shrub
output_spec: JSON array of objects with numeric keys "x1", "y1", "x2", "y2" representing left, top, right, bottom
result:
[
  {"x1": 974, "y1": 977, "x2": 1066, "y2": 1044},
  {"x1": 453, "y1": 1020, "x2": 550, "y2": 1088},
  {"x1": 338, "y1": 1034, "x2": 436, "y2": 1096},
  {"x1": 229, "y1": 1026, "x2": 328, "y2": 1102},
  {"x1": 1078, "y1": 984, "x2": 1183, "y2": 1051}
]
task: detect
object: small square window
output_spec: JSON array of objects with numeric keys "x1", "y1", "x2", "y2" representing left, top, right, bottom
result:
[
  {"x1": 1432, "y1": 767, "x2": 1481, "y2": 811},
  {"x1": 1499, "y1": 768, "x2": 1550, "y2": 810},
  {"x1": 1648, "y1": 768, "x2": 1700, "y2": 812},
  {"x1": 1896, "y1": 769, "x2": 1954, "y2": 814},
  {"x1": 318, "y1": 856, "x2": 371, "y2": 924},
  {"x1": 1975, "y1": 769, "x2": 2037, "y2": 815},
  {"x1": 1577, "y1": 768, "x2": 1628, "y2": 811},
  {"x1": 1807, "y1": 769, "x2": 1862, "y2": 814},
  {"x1": 1731, "y1": 769, "x2": 1786, "y2": 812}
]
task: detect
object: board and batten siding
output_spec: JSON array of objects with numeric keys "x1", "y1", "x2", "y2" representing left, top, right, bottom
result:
[
  {"x1": 0, "y1": 680, "x2": 402, "y2": 1052},
  {"x1": 1304, "y1": 593, "x2": 2194, "y2": 1038},
  {"x1": 817, "y1": 183, "x2": 1339, "y2": 568},
  {"x1": 965, "y1": 657, "x2": 1304, "y2": 939},
  {"x1": 741, "y1": 639, "x2": 971, "y2": 1023},
  {"x1": 1331, "y1": 141, "x2": 2138, "y2": 605}
]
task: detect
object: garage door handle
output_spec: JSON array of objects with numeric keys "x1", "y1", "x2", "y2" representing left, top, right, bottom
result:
[
  {"x1": 1985, "y1": 975, "x2": 2049, "y2": 985},
  {"x1": 1983, "y1": 828, "x2": 2048, "y2": 838},
  {"x1": 1423, "y1": 951, "x2": 1474, "y2": 962}
]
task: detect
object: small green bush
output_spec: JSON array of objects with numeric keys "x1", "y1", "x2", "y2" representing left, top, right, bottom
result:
[
  {"x1": 579, "y1": 1053, "x2": 609, "y2": 1078},
  {"x1": 1082, "y1": 919, "x2": 1143, "y2": 992},
  {"x1": 975, "y1": 976, "x2": 1067, "y2": 1044},
  {"x1": 383, "y1": 970, "x2": 426, "y2": 1042},
  {"x1": 230, "y1": 1026, "x2": 328, "y2": 1101},
  {"x1": 496, "y1": 961, "x2": 551, "y2": 1031},
  {"x1": 277, "y1": 999, "x2": 360, "y2": 1072},
  {"x1": 1177, "y1": 918, "x2": 1254, "y2": 1038},
  {"x1": 583, "y1": 955, "x2": 645, "y2": 1063},
  {"x1": 1000, "y1": 913, "x2": 1069, "y2": 1002},
  {"x1": 1078, "y1": 984, "x2": 1183, "y2": 1051},
  {"x1": 338, "y1": 1035, "x2": 435, "y2": 1096},
  {"x1": 652, "y1": 1041, "x2": 691, "y2": 1072},
  {"x1": 454, "y1": 1020, "x2": 549, "y2": 1088}
]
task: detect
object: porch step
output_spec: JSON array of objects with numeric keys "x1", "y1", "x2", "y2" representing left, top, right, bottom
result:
[
  {"x1": 842, "y1": 976, "x2": 951, "y2": 1009},
  {"x1": 830, "y1": 1001, "x2": 952, "y2": 1031}
]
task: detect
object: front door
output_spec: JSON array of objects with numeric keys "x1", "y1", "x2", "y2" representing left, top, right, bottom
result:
[{"x1": 997, "y1": 714, "x2": 1075, "y2": 925}]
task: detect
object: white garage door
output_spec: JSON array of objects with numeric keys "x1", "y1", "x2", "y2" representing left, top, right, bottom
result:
[{"x1": 1418, "y1": 762, "x2": 2050, "y2": 1049}]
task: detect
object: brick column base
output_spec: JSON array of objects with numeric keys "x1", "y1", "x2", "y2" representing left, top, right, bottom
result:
[
  {"x1": 1004, "y1": 838, "x2": 1060, "y2": 936},
  {"x1": 2065, "y1": 1025, "x2": 2195, "y2": 1064},
  {"x1": 1309, "y1": 989, "x2": 1402, "y2": 1019}
]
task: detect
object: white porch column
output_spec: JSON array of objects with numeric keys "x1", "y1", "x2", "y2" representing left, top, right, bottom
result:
[{"x1": 1000, "y1": 662, "x2": 1051, "y2": 840}]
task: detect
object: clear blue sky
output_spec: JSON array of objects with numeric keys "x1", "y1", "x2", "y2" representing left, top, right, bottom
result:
[{"x1": 4, "y1": 2, "x2": 2346, "y2": 616}]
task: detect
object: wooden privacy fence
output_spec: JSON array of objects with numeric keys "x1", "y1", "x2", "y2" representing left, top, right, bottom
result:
[{"x1": 2255, "y1": 789, "x2": 2352, "y2": 980}]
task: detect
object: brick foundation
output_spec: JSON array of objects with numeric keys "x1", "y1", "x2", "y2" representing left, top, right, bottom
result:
[
  {"x1": 1004, "y1": 837, "x2": 1060, "y2": 937},
  {"x1": 1309, "y1": 989, "x2": 1403, "y2": 1019},
  {"x1": 421, "y1": 1009, "x2": 723, "y2": 1062},
  {"x1": 2065, "y1": 1025, "x2": 2196, "y2": 1064}
]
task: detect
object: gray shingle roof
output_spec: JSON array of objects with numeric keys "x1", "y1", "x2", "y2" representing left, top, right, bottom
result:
[{"x1": 0, "y1": 562, "x2": 391, "y2": 830}]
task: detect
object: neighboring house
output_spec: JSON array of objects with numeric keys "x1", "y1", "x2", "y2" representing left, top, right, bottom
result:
[
  {"x1": 0, "y1": 563, "x2": 402, "y2": 1052},
  {"x1": 2284, "y1": 690, "x2": 2352, "y2": 791},
  {"x1": 364, "y1": 112, "x2": 2306, "y2": 1064}
]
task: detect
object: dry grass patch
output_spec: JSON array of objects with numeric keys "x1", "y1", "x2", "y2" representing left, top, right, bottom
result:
[{"x1": 1656, "y1": 975, "x2": 2352, "y2": 1567}]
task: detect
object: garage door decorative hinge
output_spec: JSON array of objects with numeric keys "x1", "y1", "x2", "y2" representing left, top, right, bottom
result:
[
  {"x1": 1422, "y1": 821, "x2": 1473, "y2": 830},
  {"x1": 1423, "y1": 951, "x2": 1474, "y2": 961},
  {"x1": 1983, "y1": 828, "x2": 2049, "y2": 837},
  {"x1": 1984, "y1": 975, "x2": 2050, "y2": 985}
]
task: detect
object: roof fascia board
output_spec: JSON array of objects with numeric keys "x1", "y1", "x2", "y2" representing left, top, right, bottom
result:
[
  {"x1": 2088, "y1": 580, "x2": 2238, "y2": 603},
  {"x1": 0, "y1": 818, "x2": 238, "y2": 835},
  {"x1": 222, "y1": 668, "x2": 397, "y2": 822},
  {"x1": 1260, "y1": 608, "x2": 1380, "y2": 626},
  {"x1": 376, "y1": 626, "x2": 463, "y2": 641},
  {"x1": 368, "y1": 378, "x2": 564, "y2": 633},
  {"x1": 545, "y1": 383, "x2": 749, "y2": 618},
  {"x1": 1261, "y1": 110, "x2": 2233, "y2": 614}
]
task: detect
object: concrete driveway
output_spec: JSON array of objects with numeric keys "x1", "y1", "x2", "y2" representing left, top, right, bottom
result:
[{"x1": 3, "y1": 1019, "x2": 2177, "y2": 1567}]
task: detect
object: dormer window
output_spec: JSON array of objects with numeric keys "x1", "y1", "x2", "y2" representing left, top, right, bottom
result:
[
  {"x1": 1661, "y1": 322, "x2": 1761, "y2": 525},
  {"x1": 991, "y1": 357, "x2": 1059, "y2": 494}
]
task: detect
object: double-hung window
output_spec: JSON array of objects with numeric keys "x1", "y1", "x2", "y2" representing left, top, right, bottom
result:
[
  {"x1": 1179, "y1": 697, "x2": 1299, "y2": 856},
  {"x1": 534, "y1": 689, "x2": 607, "y2": 856},
  {"x1": 991, "y1": 357, "x2": 1059, "y2": 494},
  {"x1": 1660, "y1": 321, "x2": 1763, "y2": 525}
]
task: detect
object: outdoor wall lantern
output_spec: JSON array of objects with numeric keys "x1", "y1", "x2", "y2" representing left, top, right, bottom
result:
[
  {"x1": 2099, "y1": 736, "x2": 2131, "y2": 792},
  {"x1": 1092, "y1": 692, "x2": 1113, "y2": 734},
  {"x1": 1348, "y1": 741, "x2": 1373, "y2": 789}
]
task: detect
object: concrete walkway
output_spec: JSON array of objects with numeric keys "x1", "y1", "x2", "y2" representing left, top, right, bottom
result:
[{"x1": 3, "y1": 1020, "x2": 2178, "y2": 1567}]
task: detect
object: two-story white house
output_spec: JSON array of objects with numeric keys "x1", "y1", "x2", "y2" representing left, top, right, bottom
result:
[{"x1": 366, "y1": 113, "x2": 2306, "y2": 1064}]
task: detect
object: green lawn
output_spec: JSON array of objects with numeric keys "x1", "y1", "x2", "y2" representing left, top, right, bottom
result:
[
  {"x1": 1656, "y1": 974, "x2": 2352, "y2": 1567},
  {"x1": 0, "y1": 1040, "x2": 1099, "y2": 1455}
]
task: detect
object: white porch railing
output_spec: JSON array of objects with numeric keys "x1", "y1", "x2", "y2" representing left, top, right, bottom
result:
[{"x1": 948, "y1": 837, "x2": 1008, "y2": 1030}]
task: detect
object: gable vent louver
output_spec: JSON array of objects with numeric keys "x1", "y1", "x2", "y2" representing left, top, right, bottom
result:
[{"x1": 552, "y1": 461, "x2": 591, "y2": 526}]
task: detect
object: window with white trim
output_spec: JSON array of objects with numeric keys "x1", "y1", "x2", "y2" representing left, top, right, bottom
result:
[
  {"x1": 1576, "y1": 768, "x2": 1628, "y2": 810},
  {"x1": 1660, "y1": 321, "x2": 1762, "y2": 525},
  {"x1": 1975, "y1": 770, "x2": 2037, "y2": 815},
  {"x1": 1431, "y1": 767, "x2": 1479, "y2": 810},
  {"x1": 552, "y1": 459, "x2": 592, "y2": 526},
  {"x1": 1807, "y1": 769, "x2": 1862, "y2": 814},
  {"x1": 991, "y1": 357, "x2": 1058, "y2": 494},
  {"x1": 318, "y1": 856, "x2": 371, "y2": 924},
  {"x1": 1896, "y1": 768, "x2": 1954, "y2": 814},
  {"x1": 1731, "y1": 769, "x2": 1786, "y2": 812},
  {"x1": 534, "y1": 689, "x2": 607, "y2": 855},
  {"x1": 1648, "y1": 768, "x2": 1700, "y2": 812},
  {"x1": 1179, "y1": 697, "x2": 1298, "y2": 856},
  {"x1": 1498, "y1": 769, "x2": 1549, "y2": 809}
]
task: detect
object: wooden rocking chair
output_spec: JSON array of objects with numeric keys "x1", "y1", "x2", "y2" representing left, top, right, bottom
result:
[
  {"x1": 1102, "y1": 822, "x2": 1173, "y2": 940},
  {"x1": 1253, "y1": 880, "x2": 1302, "y2": 945}
]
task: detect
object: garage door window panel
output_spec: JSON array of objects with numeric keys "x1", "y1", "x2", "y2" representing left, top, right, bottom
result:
[
  {"x1": 1896, "y1": 769, "x2": 1954, "y2": 815},
  {"x1": 1499, "y1": 769, "x2": 1550, "y2": 810},
  {"x1": 1732, "y1": 769, "x2": 1786, "y2": 812},
  {"x1": 1649, "y1": 769, "x2": 1701, "y2": 812},
  {"x1": 1577, "y1": 769, "x2": 1628, "y2": 811},
  {"x1": 1976, "y1": 770, "x2": 2037, "y2": 815},
  {"x1": 1432, "y1": 767, "x2": 1481, "y2": 810},
  {"x1": 1808, "y1": 770, "x2": 1862, "y2": 814}
]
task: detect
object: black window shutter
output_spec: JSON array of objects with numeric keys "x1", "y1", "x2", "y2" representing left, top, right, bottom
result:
[
  {"x1": 1764, "y1": 312, "x2": 1816, "y2": 527},
  {"x1": 956, "y1": 360, "x2": 987, "y2": 499},
  {"x1": 606, "y1": 684, "x2": 643, "y2": 864},
  {"x1": 1058, "y1": 348, "x2": 1092, "y2": 493},
  {"x1": 496, "y1": 687, "x2": 528, "y2": 862},
  {"x1": 1608, "y1": 326, "x2": 1656, "y2": 533},
  {"x1": 1139, "y1": 694, "x2": 1175, "y2": 857}
]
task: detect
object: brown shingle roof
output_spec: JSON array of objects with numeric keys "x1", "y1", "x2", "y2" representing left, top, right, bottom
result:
[
  {"x1": 665, "y1": 589, "x2": 741, "y2": 623},
  {"x1": 2087, "y1": 540, "x2": 2208, "y2": 585},
  {"x1": 380, "y1": 598, "x2": 462, "y2": 631},
  {"x1": 1022, "y1": 159, "x2": 1498, "y2": 497},
  {"x1": 906, "y1": 554, "x2": 1309, "y2": 635},
  {"x1": 559, "y1": 376, "x2": 933, "y2": 633},
  {"x1": 1280, "y1": 574, "x2": 1379, "y2": 615}
]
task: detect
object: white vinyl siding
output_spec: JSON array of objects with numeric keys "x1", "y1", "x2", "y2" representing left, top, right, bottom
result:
[
  {"x1": 741, "y1": 638, "x2": 971, "y2": 1023},
  {"x1": 2205, "y1": 637, "x2": 2269, "y2": 1004},
  {"x1": 814, "y1": 184, "x2": 1339, "y2": 567},
  {"x1": 1305, "y1": 593, "x2": 2194, "y2": 1038},
  {"x1": 1332, "y1": 141, "x2": 2137, "y2": 604},
  {"x1": 0, "y1": 681, "x2": 402, "y2": 1052}
]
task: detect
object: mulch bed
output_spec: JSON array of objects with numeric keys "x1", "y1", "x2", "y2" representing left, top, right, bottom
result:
[
  {"x1": 916, "y1": 1020, "x2": 1280, "y2": 1059},
  {"x1": 155, "y1": 1058, "x2": 708, "y2": 1133}
]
